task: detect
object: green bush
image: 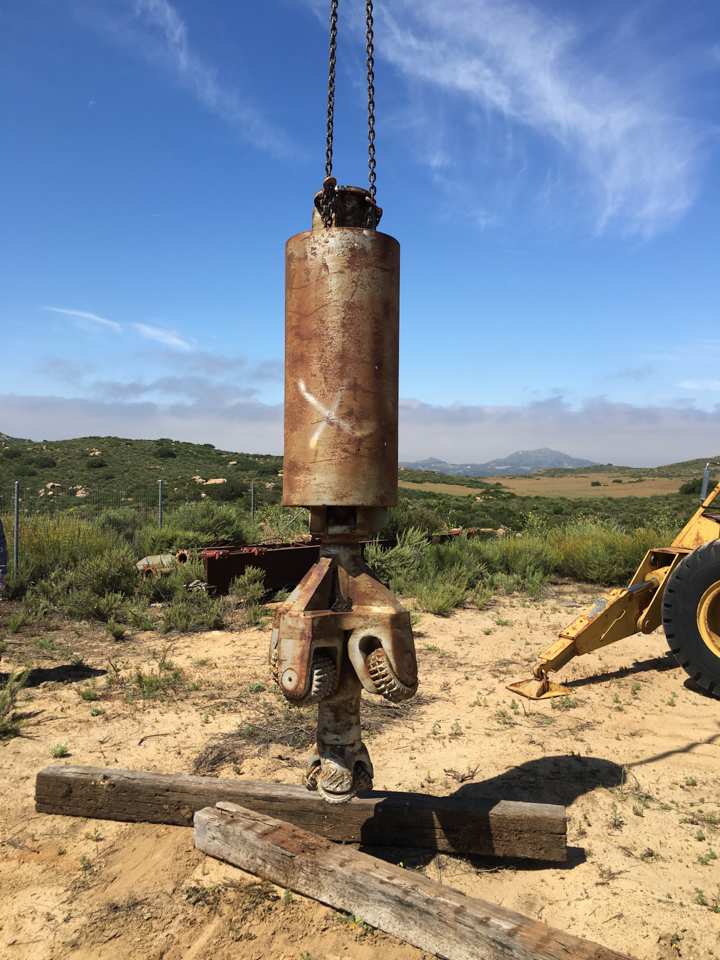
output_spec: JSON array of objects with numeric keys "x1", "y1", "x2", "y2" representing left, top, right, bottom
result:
[
  {"x1": 365, "y1": 528, "x2": 430, "y2": 586},
  {"x1": 230, "y1": 565, "x2": 266, "y2": 605},
  {"x1": 96, "y1": 507, "x2": 144, "y2": 541},
  {"x1": 414, "y1": 573, "x2": 470, "y2": 616},
  {"x1": 162, "y1": 592, "x2": 225, "y2": 633},
  {"x1": 139, "y1": 558, "x2": 205, "y2": 603},
  {"x1": 6, "y1": 515, "x2": 117, "y2": 593}
]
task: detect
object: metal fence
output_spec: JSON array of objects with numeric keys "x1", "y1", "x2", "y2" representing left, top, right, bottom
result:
[{"x1": 0, "y1": 478, "x2": 261, "y2": 576}]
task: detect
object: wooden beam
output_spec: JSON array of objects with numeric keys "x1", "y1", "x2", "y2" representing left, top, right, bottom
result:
[
  {"x1": 35, "y1": 765, "x2": 566, "y2": 862},
  {"x1": 195, "y1": 802, "x2": 634, "y2": 960}
]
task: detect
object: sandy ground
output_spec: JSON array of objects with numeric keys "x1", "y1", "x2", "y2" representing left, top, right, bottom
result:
[
  {"x1": 399, "y1": 474, "x2": 683, "y2": 498},
  {"x1": 1, "y1": 585, "x2": 719, "y2": 960}
]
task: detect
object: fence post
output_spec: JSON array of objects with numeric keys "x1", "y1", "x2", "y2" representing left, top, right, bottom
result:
[
  {"x1": 158, "y1": 479, "x2": 164, "y2": 528},
  {"x1": 250, "y1": 479, "x2": 255, "y2": 521},
  {"x1": 13, "y1": 480, "x2": 20, "y2": 572}
]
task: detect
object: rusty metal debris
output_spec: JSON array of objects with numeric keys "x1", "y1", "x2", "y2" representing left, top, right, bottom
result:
[
  {"x1": 135, "y1": 551, "x2": 188, "y2": 579},
  {"x1": 271, "y1": 187, "x2": 417, "y2": 804}
]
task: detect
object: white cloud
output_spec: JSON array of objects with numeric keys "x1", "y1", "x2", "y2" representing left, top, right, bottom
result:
[
  {"x1": 376, "y1": 0, "x2": 702, "y2": 235},
  {"x1": 4, "y1": 389, "x2": 719, "y2": 467},
  {"x1": 131, "y1": 322, "x2": 192, "y2": 351},
  {"x1": 78, "y1": 0, "x2": 291, "y2": 155},
  {"x1": 44, "y1": 306, "x2": 122, "y2": 332}
]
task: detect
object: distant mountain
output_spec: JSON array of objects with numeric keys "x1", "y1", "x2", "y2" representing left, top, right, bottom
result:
[{"x1": 401, "y1": 448, "x2": 597, "y2": 477}]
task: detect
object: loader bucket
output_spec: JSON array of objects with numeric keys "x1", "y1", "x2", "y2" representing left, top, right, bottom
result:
[{"x1": 507, "y1": 676, "x2": 574, "y2": 700}]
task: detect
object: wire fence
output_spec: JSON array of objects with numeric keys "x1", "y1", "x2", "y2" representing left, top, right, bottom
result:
[{"x1": 0, "y1": 478, "x2": 263, "y2": 578}]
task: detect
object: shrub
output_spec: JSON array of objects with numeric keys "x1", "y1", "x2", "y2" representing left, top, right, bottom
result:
[
  {"x1": 414, "y1": 573, "x2": 469, "y2": 616},
  {"x1": 125, "y1": 601, "x2": 155, "y2": 631},
  {"x1": 162, "y1": 593, "x2": 225, "y2": 633},
  {"x1": 365, "y1": 528, "x2": 430, "y2": 587},
  {"x1": 139, "y1": 557, "x2": 205, "y2": 603},
  {"x1": 230, "y1": 566, "x2": 266, "y2": 605},
  {"x1": 86, "y1": 457, "x2": 107, "y2": 469},
  {"x1": 679, "y1": 476, "x2": 712, "y2": 496},
  {"x1": 6, "y1": 515, "x2": 116, "y2": 591},
  {"x1": 96, "y1": 507, "x2": 144, "y2": 541},
  {"x1": 0, "y1": 670, "x2": 28, "y2": 740},
  {"x1": 72, "y1": 546, "x2": 137, "y2": 596}
]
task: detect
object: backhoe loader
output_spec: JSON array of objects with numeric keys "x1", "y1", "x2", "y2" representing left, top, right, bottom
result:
[{"x1": 508, "y1": 479, "x2": 720, "y2": 699}]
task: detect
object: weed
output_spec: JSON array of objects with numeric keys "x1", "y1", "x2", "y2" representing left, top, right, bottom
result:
[
  {"x1": 695, "y1": 889, "x2": 709, "y2": 906},
  {"x1": 131, "y1": 647, "x2": 184, "y2": 700},
  {"x1": 90, "y1": 707, "x2": 105, "y2": 717},
  {"x1": 126, "y1": 602, "x2": 155, "y2": 631},
  {"x1": 449, "y1": 720, "x2": 464, "y2": 739},
  {"x1": 247, "y1": 682, "x2": 267, "y2": 694},
  {"x1": 50, "y1": 743, "x2": 71, "y2": 758},
  {"x1": 0, "y1": 670, "x2": 29, "y2": 739},
  {"x1": 107, "y1": 620, "x2": 126, "y2": 641},
  {"x1": 684, "y1": 777, "x2": 698, "y2": 788},
  {"x1": 7, "y1": 610, "x2": 28, "y2": 633},
  {"x1": 79, "y1": 686, "x2": 99, "y2": 702},
  {"x1": 494, "y1": 617, "x2": 512, "y2": 627},
  {"x1": 608, "y1": 804, "x2": 624, "y2": 831},
  {"x1": 551, "y1": 696, "x2": 579, "y2": 711},
  {"x1": 494, "y1": 708, "x2": 518, "y2": 727},
  {"x1": 698, "y1": 849, "x2": 718, "y2": 866}
]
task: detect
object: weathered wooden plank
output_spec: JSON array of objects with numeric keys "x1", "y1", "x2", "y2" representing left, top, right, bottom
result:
[
  {"x1": 35, "y1": 764, "x2": 566, "y2": 862},
  {"x1": 195, "y1": 802, "x2": 634, "y2": 960}
]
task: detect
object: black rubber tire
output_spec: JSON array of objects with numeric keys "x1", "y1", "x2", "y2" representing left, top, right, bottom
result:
[{"x1": 662, "y1": 540, "x2": 720, "y2": 695}]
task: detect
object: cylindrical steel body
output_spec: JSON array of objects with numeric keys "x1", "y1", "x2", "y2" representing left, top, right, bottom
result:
[{"x1": 283, "y1": 227, "x2": 399, "y2": 507}]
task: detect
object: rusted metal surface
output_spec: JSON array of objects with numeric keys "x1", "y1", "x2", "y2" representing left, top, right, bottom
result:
[
  {"x1": 283, "y1": 224, "x2": 399, "y2": 509},
  {"x1": 135, "y1": 551, "x2": 188, "y2": 579},
  {"x1": 274, "y1": 189, "x2": 415, "y2": 803},
  {"x1": 270, "y1": 544, "x2": 417, "y2": 803},
  {"x1": 202, "y1": 543, "x2": 321, "y2": 595}
]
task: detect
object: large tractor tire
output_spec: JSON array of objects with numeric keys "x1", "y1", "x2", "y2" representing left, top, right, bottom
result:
[{"x1": 662, "y1": 540, "x2": 720, "y2": 695}]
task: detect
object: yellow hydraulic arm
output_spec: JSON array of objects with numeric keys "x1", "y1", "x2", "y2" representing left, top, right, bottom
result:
[{"x1": 508, "y1": 481, "x2": 720, "y2": 699}]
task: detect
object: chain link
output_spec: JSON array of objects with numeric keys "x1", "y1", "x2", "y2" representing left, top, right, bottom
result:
[
  {"x1": 365, "y1": 0, "x2": 376, "y2": 200},
  {"x1": 320, "y1": 0, "x2": 378, "y2": 224},
  {"x1": 325, "y1": 0, "x2": 339, "y2": 181}
]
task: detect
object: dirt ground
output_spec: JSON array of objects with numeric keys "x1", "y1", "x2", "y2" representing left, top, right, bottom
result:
[
  {"x1": 1, "y1": 584, "x2": 719, "y2": 960},
  {"x1": 399, "y1": 474, "x2": 683, "y2": 498}
]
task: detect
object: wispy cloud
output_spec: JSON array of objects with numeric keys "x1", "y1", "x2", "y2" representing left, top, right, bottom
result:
[
  {"x1": 76, "y1": 0, "x2": 291, "y2": 156},
  {"x1": 678, "y1": 379, "x2": 720, "y2": 392},
  {"x1": 376, "y1": 0, "x2": 705, "y2": 235},
  {"x1": 44, "y1": 306, "x2": 122, "y2": 332},
  {"x1": 131, "y1": 321, "x2": 192, "y2": 351},
  {"x1": 44, "y1": 306, "x2": 193, "y2": 352}
]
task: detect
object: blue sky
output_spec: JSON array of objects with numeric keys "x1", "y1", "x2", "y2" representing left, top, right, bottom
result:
[{"x1": 1, "y1": 0, "x2": 719, "y2": 465}]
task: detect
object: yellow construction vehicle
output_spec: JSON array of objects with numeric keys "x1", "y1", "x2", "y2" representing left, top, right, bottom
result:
[{"x1": 509, "y1": 478, "x2": 720, "y2": 699}]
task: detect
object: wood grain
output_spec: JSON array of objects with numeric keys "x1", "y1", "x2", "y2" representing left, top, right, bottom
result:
[
  {"x1": 195, "y1": 801, "x2": 634, "y2": 960},
  {"x1": 35, "y1": 764, "x2": 567, "y2": 862}
]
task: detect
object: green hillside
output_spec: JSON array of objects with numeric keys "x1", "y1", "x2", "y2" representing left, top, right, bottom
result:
[
  {"x1": 538, "y1": 455, "x2": 719, "y2": 479},
  {"x1": 0, "y1": 434, "x2": 283, "y2": 514}
]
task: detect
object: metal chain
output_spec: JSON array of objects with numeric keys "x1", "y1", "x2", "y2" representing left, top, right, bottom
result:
[
  {"x1": 365, "y1": 0, "x2": 376, "y2": 199},
  {"x1": 325, "y1": 0, "x2": 339, "y2": 180}
]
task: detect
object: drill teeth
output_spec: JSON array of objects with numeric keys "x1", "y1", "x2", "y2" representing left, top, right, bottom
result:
[{"x1": 367, "y1": 647, "x2": 417, "y2": 703}]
